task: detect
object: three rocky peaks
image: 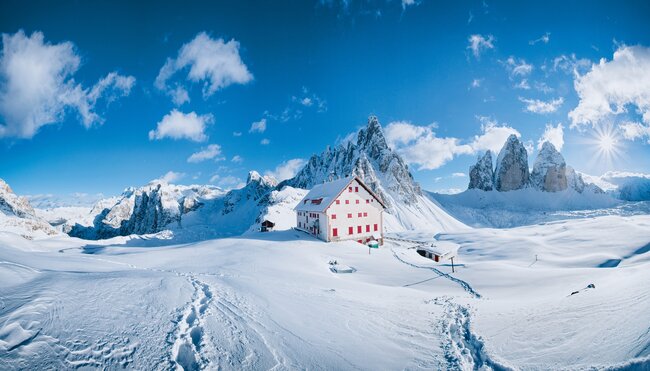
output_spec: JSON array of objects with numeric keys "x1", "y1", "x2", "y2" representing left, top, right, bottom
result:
[{"x1": 468, "y1": 134, "x2": 598, "y2": 193}]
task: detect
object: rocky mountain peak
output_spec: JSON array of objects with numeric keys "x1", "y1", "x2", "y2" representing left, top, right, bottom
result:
[
  {"x1": 531, "y1": 142, "x2": 567, "y2": 192},
  {"x1": 468, "y1": 151, "x2": 494, "y2": 191},
  {"x1": 494, "y1": 134, "x2": 530, "y2": 191},
  {"x1": 0, "y1": 178, "x2": 36, "y2": 218},
  {"x1": 281, "y1": 115, "x2": 421, "y2": 208},
  {"x1": 247, "y1": 171, "x2": 278, "y2": 188}
]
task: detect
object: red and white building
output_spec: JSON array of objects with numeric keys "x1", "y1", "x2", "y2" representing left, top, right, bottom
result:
[{"x1": 294, "y1": 176, "x2": 386, "y2": 244}]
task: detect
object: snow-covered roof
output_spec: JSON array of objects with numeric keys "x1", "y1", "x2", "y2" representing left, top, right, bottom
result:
[{"x1": 294, "y1": 176, "x2": 386, "y2": 212}]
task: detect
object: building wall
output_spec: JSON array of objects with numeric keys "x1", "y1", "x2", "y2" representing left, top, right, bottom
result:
[
  {"x1": 325, "y1": 179, "x2": 383, "y2": 243},
  {"x1": 296, "y1": 210, "x2": 328, "y2": 241}
]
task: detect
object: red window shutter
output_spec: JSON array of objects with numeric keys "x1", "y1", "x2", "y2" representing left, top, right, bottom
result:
[
  {"x1": 348, "y1": 226, "x2": 353, "y2": 235},
  {"x1": 355, "y1": 186, "x2": 359, "y2": 192},
  {"x1": 333, "y1": 228, "x2": 338, "y2": 237},
  {"x1": 345, "y1": 200, "x2": 349, "y2": 204},
  {"x1": 349, "y1": 186, "x2": 352, "y2": 192},
  {"x1": 336, "y1": 200, "x2": 340, "y2": 204},
  {"x1": 374, "y1": 224, "x2": 378, "y2": 231},
  {"x1": 356, "y1": 199, "x2": 359, "y2": 204},
  {"x1": 357, "y1": 226, "x2": 362, "y2": 233},
  {"x1": 347, "y1": 213, "x2": 352, "y2": 218},
  {"x1": 358, "y1": 212, "x2": 362, "y2": 217},
  {"x1": 332, "y1": 214, "x2": 336, "y2": 219},
  {"x1": 364, "y1": 212, "x2": 367, "y2": 217},
  {"x1": 366, "y1": 225, "x2": 370, "y2": 232},
  {"x1": 366, "y1": 199, "x2": 369, "y2": 204}
]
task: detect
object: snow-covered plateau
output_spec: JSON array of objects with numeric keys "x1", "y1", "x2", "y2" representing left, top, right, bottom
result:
[{"x1": 1, "y1": 117, "x2": 649, "y2": 370}]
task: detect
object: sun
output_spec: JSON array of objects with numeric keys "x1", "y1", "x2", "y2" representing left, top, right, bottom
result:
[
  {"x1": 598, "y1": 132, "x2": 616, "y2": 154},
  {"x1": 588, "y1": 124, "x2": 623, "y2": 167}
]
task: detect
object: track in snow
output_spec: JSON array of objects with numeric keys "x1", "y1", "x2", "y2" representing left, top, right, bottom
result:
[
  {"x1": 390, "y1": 248, "x2": 481, "y2": 298},
  {"x1": 169, "y1": 275, "x2": 215, "y2": 371},
  {"x1": 433, "y1": 297, "x2": 511, "y2": 371}
]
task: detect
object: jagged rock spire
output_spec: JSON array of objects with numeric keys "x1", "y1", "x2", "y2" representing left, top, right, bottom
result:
[
  {"x1": 494, "y1": 134, "x2": 530, "y2": 191},
  {"x1": 468, "y1": 151, "x2": 494, "y2": 191},
  {"x1": 531, "y1": 142, "x2": 567, "y2": 192}
]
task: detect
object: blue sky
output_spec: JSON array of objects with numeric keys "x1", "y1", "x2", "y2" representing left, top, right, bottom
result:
[{"x1": 1, "y1": 0, "x2": 650, "y2": 199}]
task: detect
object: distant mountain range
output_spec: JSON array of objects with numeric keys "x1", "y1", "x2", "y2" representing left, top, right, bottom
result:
[{"x1": 1, "y1": 116, "x2": 649, "y2": 240}]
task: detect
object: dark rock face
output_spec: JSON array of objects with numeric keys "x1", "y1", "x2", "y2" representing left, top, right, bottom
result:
[
  {"x1": 494, "y1": 135, "x2": 530, "y2": 192},
  {"x1": 468, "y1": 151, "x2": 494, "y2": 191}
]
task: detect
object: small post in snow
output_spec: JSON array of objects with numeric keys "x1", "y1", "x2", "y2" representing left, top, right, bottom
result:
[{"x1": 450, "y1": 257, "x2": 455, "y2": 273}]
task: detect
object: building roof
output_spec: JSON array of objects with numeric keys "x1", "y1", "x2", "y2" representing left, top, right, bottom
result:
[{"x1": 294, "y1": 176, "x2": 386, "y2": 212}]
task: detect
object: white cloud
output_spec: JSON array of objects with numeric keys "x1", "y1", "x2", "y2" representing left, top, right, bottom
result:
[
  {"x1": 515, "y1": 79, "x2": 531, "y2": 90},
  {"x1": 470, "y1": 116, "x2": 521, "y2": 154},
  {"x1": 149, "y1": 109, "x2": 213, "y2": 142},
  {"x1": 260, "y1": 138, "x2": 270, "y2": 145},
  {"x1": 519, "y1": 97, "x2": 564, "y2": 114},
  {"x1": 452, "y1": 172, "x2": 466, "y2": 178},
  {"x1": 503, "y1": 56, "x2": 533, "y2": 77},
  {"x1": 619, "y1": 121, "x2": 650, "y2": 143},
  {"x1": 159, "y1": 171, "x2": 185, "y2": 183},
  {"x1": 470, "y1": 78, "x2": 482, "y2": 89},
  {"x1": 249, "y1": 118, "x2": 267, "y2": 133},
  {"x1": 569, "y1": 45, "x2": 650, "y2": 134},
  {"x1": 155, "y1": 31, "x2": 252, "y2": 103},
  {"x1": 467, "y1": 34, "x2": 494, "y2": 59},
  {"x1": 551, "y1": 54, "x2": 591, "y2": 75},
  {"x1": 529, "y1": 32, "x2": 550, "y2": 45},
  {"x1": 0, "y1": 30, "x2": 135, "y2": 139},
  {"x1": 209, "y1": 174, "x2": 244, "y2": 190},
  {"x1": 169, "y1": 85, "x2": 190, "y2": 106},
  {"x1": 233, "y1": 131, "x2": 242, "y2": 137},
  {"x1": 384, "y1": 121, "x2": 470, "y2": 170},
  {"x1": 384, "y1": 118, "x2": 520, "y2": 170},
  {"x1": 264, "y1": 158, "x2": 306, "y2": 181},
  {"x1": 187, "y1": 144, "x2": 223, "y2": 163},
  {"x1": 231, "y1": 155, "x2": 243, "y2": 163},
  {"x1": 537, "y1": 123, "x2": 564, "y2": 151}
]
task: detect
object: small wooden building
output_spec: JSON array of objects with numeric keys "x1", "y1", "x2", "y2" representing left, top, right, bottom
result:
[{"x1": 260, "y1": 220, "x2": 275, "y2": 232}]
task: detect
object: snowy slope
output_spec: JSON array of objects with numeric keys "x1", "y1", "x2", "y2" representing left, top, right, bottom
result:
[
  {"x1": 431, "y1": 188, "x2": 625, "y2": 228},
  {"x1": 1, "y1": 213, "x2": 648, "y2": 370}
]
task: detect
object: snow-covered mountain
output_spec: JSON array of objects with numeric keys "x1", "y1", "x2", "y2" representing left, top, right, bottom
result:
[
  {"x1": 61, "y1": 116, "x2": 464, "y2": 240},
  {"x1": 281, "y1": 115, "x2": 465, "y2": 232},
  {"x1": 67, "y1": 181, "x2": 226, "y2": 239},
  {"x1": 0, "y1": 179, "x2": 57, "y2": 238}
]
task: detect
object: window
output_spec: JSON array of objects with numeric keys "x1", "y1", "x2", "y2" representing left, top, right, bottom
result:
[
  {"x1": 366, "y1": 225, "x2": 370, "y2": 232},
  {"x1": 357, "y1": 226, "x2": 362, "y2": 233},
  {"x1": 363, "y1": 212, "x2": 367, "y2": 217},
  {"x1": 345, "y1": 200, "x2": 349, "y2": 204},
  {"x1": 332, "y1": 214, "x2": 336, "y2": 219},
  {"x1": 366, "y1": 199, "x2": 370, "y2": 204},
  {"x1": 355, "y1": 186, "x2": 359, "y2": 192},
  {"x1": 355, "y1": 200, "x2": 360, "y2": 204},
  {"x1": 374, "y1": 224, "x2": 378, "y2": 231},
  {"x1": 347, "y1": 213, "x2": 352, "y2": 218},
  {"x1": 348, "y1": 226, "x2": 353, "y2": 235},
  {"x1": 348, "y1": 186, "x2": 352, "y2": 192},
  {"x1": 336, "y1": 200, "x2": 340, "y2": 205},
  {"x1": 358, "y1": 212, "x2": 362, "y2": 217},
  {"x1": 333, "y1": 228, "x2": 338, "y2": 237}
]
